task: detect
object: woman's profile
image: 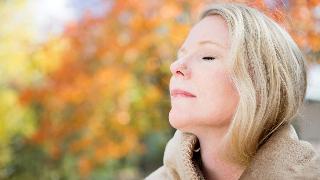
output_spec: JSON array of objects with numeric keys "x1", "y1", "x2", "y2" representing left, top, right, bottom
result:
[{"x1": 145, "y1": 2, "x2": 320, "y2": 180}]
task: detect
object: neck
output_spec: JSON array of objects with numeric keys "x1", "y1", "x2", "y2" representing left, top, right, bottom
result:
[{"x1": 193, "y1": 126, "x2": 245, "y2": 180}]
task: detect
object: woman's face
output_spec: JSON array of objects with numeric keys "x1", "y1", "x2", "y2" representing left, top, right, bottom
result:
[{"x1": 169, "y1": 15, "x2": 239, "y2": 132}]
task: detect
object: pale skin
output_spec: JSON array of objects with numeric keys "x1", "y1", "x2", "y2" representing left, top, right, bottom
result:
[{"x1": 169, "y1": 15, "x2": 245, "y2": 180}]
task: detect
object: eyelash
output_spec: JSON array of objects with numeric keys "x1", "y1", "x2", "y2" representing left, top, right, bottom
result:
[{"x1": 202, "y1": 56, "x2": 216, "y2": 61}]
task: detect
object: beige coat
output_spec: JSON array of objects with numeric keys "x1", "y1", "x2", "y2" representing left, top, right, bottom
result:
[{"x1": 145, "y1": 124, "x2": 320, "y2": 180}]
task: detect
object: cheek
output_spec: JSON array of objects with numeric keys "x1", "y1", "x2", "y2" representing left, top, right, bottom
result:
[{"x1": 196, "y1": 68, "x2": 239, "y2": 122}]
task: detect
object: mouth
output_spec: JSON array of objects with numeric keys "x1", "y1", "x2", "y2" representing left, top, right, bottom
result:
[{"x1": 170, "y1": 89, "x2": 196, "y2": 98}]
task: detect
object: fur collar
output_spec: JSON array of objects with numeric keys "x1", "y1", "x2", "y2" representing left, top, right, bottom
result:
[{"x1": 146, "y1": 124, "x2": 320, "y2": 180}]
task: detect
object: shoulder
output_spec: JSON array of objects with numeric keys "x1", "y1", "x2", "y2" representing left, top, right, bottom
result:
[
  {"x1": 241, "y1": 124, "x2": 320, "y2": 180},
  {"x1": 145, "y1": 166, "x2": 171, "y2": 180},
  {"x1": 144, "y1": 130, "x2": 182, "y2": 180}
]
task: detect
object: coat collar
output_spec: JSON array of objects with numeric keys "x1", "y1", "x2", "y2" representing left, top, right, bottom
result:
[
  {"x1": 161, "y1": 124, "x2": 320, "y2": 180},
  {"x1": 240, "y1": 124, "x2": 320, "y2": 179},
  {"x1": 162, "y1": 129, "x2": 204, "y2": 180}
]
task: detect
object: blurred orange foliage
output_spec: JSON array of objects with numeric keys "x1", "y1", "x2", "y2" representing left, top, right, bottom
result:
[{"x1": 16, "y1": 0, "x2": 320, "y2": 177}]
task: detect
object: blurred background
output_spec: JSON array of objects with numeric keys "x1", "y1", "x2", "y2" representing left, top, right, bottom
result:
[{"x1": 0, "y1": 0, "x2": 319, "y2": 179}]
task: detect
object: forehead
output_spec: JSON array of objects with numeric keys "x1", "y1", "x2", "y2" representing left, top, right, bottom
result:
[{"x1": 183, "y1": 15, "x2": 230, "y2": 49}]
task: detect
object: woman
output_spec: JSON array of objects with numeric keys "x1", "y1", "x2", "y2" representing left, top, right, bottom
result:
[{"x1": 146, "y1": 2, "x2": 320, "y2": 180}]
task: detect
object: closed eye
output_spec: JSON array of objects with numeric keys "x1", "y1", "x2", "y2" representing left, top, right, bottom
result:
[{"x1": 202, "y1": 56, "x2": 215, "y2": 61}]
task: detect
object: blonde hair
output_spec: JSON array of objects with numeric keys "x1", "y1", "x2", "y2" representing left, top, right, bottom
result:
[{"x1": 200, "y1": 3, "x2": 307, "y2": 166}]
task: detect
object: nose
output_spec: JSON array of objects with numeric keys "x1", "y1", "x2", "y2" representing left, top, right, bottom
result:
[{"x1": 170, "y1": 58, "x2": 190, "y2": 79}]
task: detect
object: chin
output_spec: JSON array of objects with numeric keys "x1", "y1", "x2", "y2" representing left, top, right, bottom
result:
[{"x1": 168, "y1": 110, "x2": 194, "y2": 131}]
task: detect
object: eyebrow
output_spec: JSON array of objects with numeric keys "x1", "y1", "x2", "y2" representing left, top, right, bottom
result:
[{"x1": 178, "y1": 40, "x2": 226, "y2": 55}]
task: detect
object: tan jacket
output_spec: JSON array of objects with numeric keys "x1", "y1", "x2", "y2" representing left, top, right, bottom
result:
[{"x1": 145, "y1": 124, "x2": 320, "y2": 180}]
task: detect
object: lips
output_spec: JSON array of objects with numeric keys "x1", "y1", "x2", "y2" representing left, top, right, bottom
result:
[{"x1": 170, "y1": 89, "x2": 196, "y2": 98}]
